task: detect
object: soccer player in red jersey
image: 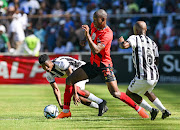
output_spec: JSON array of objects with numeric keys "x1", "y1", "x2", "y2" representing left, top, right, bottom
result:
[{"x1": 56, "y1": 9, "x2": 149, "y2": 119}]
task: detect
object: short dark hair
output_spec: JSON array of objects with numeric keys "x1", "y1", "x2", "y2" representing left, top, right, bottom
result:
[{"x1": 38, "y1": 54, "x2": 50, "y2": 64}]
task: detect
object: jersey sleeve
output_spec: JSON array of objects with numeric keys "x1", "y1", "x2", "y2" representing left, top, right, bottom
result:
[
  {"x1": 54, "y1": 59, "x2": 70, "y2": 71},
  {"x1": 2, "y1": 34, "x2": 9, "y2": 42},
  {"x1": 46, "y1": 72, "x2": 55, "y2": 83},
  {"x1": 154, "y1": 44, "x2": 159, "y2": 58},
  {"x1": 127, "y1": 35, "x2": 136, "y2": 49}
]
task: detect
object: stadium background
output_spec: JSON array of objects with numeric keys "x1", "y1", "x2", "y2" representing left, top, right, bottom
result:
[
  {"x1": 0, "y1": 0, "x2": 180, "y2": 84},
  {"x1": 0, "y1": 1, "x2": 180, "y2": 129}
]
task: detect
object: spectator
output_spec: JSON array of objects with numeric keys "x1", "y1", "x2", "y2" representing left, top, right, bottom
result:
[
  {"x1": 64, "y1": 12, "x2": 75, "y2": 39},
  {"x1": 74, "y1": 20, "x2": 85, "y2": 51},
  {"x1": 154, "y1": 17, "x2": 173, "y2": 49},
  {"x1": 9, "y1": 13, "x2": 25, "y2": 54},
  {"x1": 53, "y1": 19, "x2": 67, "y2": 54},
  {"x1": 39, "y1": 1, "x2": 48, "y2": 15},
  {"x1": 53, "y1": 39, "x2": 66, "y2": 54},
  {"x1": 127, "y1": 0, "x2": 139, "y2": 14},
  {"x1": 153, "y1": 0, "x2": 166, "y2": 14},
  {"x1": 34, "y1": 22, "x2": 46, "y2": 52},
  {"x1": 20, "y1": 0, "x2": 40, "y2": 15},
  {"x1": 23, "y1": 32, "x2": 41, "y2": 56},
  {"x1": 0, "y1": 25, "x2": 12, "y2": 52},
  {"x1": 170, "y1": 39, "x2": 180, "y2": 51},
  {"x1": 0, "y1": 0, "x2": 8, "y2": 15},
  {"x1": 18, "y1": 8, "x2": 28, "y2": 30},
  {"x1": 8, "y1": 0, "x2": 20, "y2": 12},
  {"x1": 45, "y1": 22, "x2": 58, "y2": 52},
  {"x1": 66, "y1": 0, "x2": 82, "y2": 22},
  {"x1": 51, "y1": 1, "x2": 64, "y2": 23}
]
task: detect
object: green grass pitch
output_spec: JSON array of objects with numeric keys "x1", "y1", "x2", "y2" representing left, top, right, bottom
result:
[{"x1": 0, "y1": 84, "x2": 180, "y2": 130}]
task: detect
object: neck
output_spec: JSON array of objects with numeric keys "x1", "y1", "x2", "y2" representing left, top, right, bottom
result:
[{"x1": 97, "y1": 25, "x2": 107, "y2": 30}]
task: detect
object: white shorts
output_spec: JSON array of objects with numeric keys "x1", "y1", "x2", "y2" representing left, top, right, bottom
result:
[
  {"x1": 128, "y1": 77, "x2": 158, "y2": 95},
  {"x1": 75, "y1": 79, "x2": 89, "y2": 90}
]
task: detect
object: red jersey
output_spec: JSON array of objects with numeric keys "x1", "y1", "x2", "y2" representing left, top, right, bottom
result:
[{"x1": 90, "y1": 22, "x2": 113, "y2": 67}]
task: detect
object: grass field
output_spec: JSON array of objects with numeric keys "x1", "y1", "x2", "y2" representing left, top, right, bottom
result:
[{"x1": 0, "y1": 84, "x2": 180, "y2": 130}]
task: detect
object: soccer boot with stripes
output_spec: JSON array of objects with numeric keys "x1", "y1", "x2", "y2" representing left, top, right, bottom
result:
[
  {"x1": 98, "y1": 100, "x2": 108, "y2": 116},
  {"x1": 138, "y1": 107, "x2": 149, "y2": 118}
]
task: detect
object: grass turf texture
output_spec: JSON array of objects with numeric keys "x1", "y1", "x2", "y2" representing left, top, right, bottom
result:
[{"x1": 0, "y1": 84, "x2": 179, "y2": 130}]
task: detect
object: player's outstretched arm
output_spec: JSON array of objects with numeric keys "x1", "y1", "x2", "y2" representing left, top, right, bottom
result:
[{"x1": 50, "y1": 82, "x2": 63, "y2": 109}]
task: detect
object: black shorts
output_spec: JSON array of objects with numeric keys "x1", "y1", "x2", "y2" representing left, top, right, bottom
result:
[{"x1": 81, "y1": 62, "x2": 116, "y2": 82}]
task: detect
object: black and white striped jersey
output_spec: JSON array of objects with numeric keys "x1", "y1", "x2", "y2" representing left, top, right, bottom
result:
[
  {"x1": 46, "y1": 56, "x2": 85, "y2": 83},
  {"x1": 127, "y1": 35, "x2": 159, "y2": 80}
]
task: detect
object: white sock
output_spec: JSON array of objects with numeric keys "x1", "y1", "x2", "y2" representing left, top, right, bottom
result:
[
  {"x1": 89, "y1": 102, "x2": 99, "y2": 109},
  {"x1": 153, "y1": 98, "x2": 166, "y2": 112},
  {"x1": 88, "y1": 93, "x2": 103, "y2": 104},
  {"x1": 140, "y1": 99, "x2": 153, "y2": 112},
  {"x1": 62, "y1": 109, "x2": 69, "y2": 113}
]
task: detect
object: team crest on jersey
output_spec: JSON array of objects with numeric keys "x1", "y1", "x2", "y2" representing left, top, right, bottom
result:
[
  {"x1": 97, "y1": 37, "x2": 101, "y2": 43},
  {"x1": 92, "y1": 33, "x2": 96, "y2": 40}
]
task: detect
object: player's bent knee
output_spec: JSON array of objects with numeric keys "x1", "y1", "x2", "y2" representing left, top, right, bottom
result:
[
  {"x1": 126, "y1": 89, "x2": 132, "y2": 96},
  {"x1": 66, "y1": 76, "x2": 73, "y2": 85},
  {"x1": 111, "y1": 91, "x2": 121, "y2": 99}
]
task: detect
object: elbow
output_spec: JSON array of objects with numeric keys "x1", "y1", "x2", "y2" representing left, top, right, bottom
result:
[
  {"x1": 94, "y1": 50, "x2": 100, "y2": 54},
  {"x1": 92, "y1": 49, "x2": 100, "y2": 55}
]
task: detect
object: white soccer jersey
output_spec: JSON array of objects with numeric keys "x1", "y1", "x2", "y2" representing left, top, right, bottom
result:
[
  {"x1": 46, "y1": 56, "x2": 86, "y2": 83},
  {"x1": 127, "y1": 35, "x2": 159, "y2": 80}
]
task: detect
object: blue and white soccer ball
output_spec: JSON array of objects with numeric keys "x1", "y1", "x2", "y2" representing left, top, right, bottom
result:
[{"x1": 44, "y1": 104, "x2": 59, "y2": 119}]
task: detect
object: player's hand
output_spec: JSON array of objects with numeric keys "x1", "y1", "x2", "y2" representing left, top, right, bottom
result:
[
  {"x1": 118, "y1": 36, "x2": 124, "y2": 43},
  {"x1": 60, "y1": 104, "x2": 63, "y2": 109},
  {"x1": 118, "y1": 36, "x2": 130, "y2": 49},
  {"x1": 73, "y1": 93, "x2": 81, "y2": 106},
  {"x1": 82, "y1": 25, "x2": 90, "y2": 37}
]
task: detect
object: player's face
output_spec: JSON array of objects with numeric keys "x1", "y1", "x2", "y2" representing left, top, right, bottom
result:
[
  {"x1": 41, "y1": 60, "x2": 54, "y2": 72},
  {"x1": 93, "y1": 15, "x2": 102, "y2": 28}
]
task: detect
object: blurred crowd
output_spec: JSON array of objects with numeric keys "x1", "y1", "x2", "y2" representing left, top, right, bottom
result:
[{"x1": 0, "y1": 0, "x2": 180, "y2": 55}]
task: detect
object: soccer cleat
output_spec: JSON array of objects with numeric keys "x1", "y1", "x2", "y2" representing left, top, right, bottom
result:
[
  {"x1": 162, "y1": 110, "x2": 171, "y2": 119},
  {"x1": 55, "y1": 111, "x2": 71, "y2": 119},
  {"x1": 138, "y1": 107, "x2": 149, "y2": 118},
  {"x1": 150, "y1": 108, "x2": 159, "y2": 120},
  {"x1": 98, "y1": 100, "x2": 108, "y2": 116}
]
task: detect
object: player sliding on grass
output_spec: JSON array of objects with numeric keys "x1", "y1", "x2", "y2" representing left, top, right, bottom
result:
[
  {"x1": 119, "y1": 21, "x2": 171, "y2": 120},
  {"x1": 39, "y1": 54, "x2": 107, "y2": 111},
  {"x1": 56, "y1": 9, "x2": 149, "y2": 119}
]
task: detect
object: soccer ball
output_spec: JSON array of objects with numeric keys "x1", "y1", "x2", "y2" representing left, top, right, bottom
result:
[{"x1": 44, "y1": 104, "x2": 59, "y2": 119}]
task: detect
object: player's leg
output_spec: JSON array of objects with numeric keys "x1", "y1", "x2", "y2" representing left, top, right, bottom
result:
[
  {"x1": 77, "y1": 87, "x2": 104, "y2": 104},
  {"x1": 126, "y1": 88, "x2": 158, "y2": 120},
  {"x1": 57, "y1": 67, "x2": 89, "y2": 119},
  {"x1": 145, "y1": 91, "x2": 171, "y2": 119},
  {"x1": 106, "y1": 81, "x2": 148, "y2": 118},
  {"x1": 99, "y1": 66, "x2": 148, "y2": 118},
  {"x1": 56, "y1": 84, "x2": 74, "y2": 119},
  {"x1": 66, "y1": 68, "x2": 89, "y2": 86},
  {"x1": 75, "y1": 79, "x2": 103, "y2": 110},
  {"x1": 126, "y1": 78, "x2": 160, "y2": 120},
  {"x1": 79, "y1": 96, "x2": 99, "y2": 109},
  {"x1": 75, "y1": 80, "x2": 104, "y2": 105}
]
